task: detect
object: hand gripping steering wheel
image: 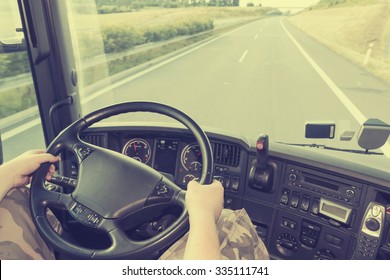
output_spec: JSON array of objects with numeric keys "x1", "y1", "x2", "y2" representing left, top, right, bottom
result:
[{"x1": 30, "y1": 102, "x2": 214, "y2": 259}]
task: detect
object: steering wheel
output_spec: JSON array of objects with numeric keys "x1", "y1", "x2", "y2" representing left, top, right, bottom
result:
[{"x1": 30, "y1": 102, "x2": 214, "y2": 259}]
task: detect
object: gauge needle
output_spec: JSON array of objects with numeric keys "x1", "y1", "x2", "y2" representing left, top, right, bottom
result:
[{"x1": 133, "y1": 143, "x2": 137, "y2": 153}]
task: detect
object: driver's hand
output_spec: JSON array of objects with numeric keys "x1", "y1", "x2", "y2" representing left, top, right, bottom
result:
[
  {"x1": 185, "y1": 180, "x2": 224, "y2": 224},
  {"x1": 1, "y1": 150, "x2": 60, "y2": 188}
]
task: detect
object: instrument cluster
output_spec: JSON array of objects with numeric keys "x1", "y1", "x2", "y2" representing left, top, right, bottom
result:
[{"x1": 122, "y1": 137, "x2": 203, "y2": 188}]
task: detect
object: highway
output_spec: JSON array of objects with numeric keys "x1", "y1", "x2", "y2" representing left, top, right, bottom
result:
[{"x1": 3, "y1": 16, "x2": 390, "y2": 161}]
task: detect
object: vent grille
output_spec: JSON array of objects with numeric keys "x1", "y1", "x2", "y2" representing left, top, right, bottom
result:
[
  {"x1": 82, "y1": 133, "x2": 106, "y2": 147},
  {"x1": 213, "y1": 142, "x2": 241, "y2": 167}
]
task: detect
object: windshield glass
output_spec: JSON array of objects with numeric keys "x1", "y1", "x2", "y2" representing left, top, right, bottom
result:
[{"x1": 66, "y1": 0, "x2": 390, "y2": 169}]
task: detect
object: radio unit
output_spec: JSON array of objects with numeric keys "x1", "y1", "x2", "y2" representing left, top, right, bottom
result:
[{"x1": 285, "y1": 164, "x2": 362, "y2": 207}]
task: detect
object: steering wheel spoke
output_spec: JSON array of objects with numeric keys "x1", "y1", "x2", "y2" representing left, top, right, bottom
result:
[
  {"x1": 145, "y1": 177, "x2": 184, "y2": 207},
  {"x1": 30, "y1": 186, "x2": 61, "y2": 215},
  {"x1": 72, "y1": 141, "x2": 96, "y2": 164}
]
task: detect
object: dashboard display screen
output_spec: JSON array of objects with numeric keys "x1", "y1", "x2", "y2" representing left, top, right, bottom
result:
[
  {"x1": 321, "y1": 203, "x2": 347, "y2": 219},
  {"x1": 154, "y1": 139, "x2": 179, "y2": 176},
  {"x1": 319, "y1": 198, "x2": 352, "y2": 224}
]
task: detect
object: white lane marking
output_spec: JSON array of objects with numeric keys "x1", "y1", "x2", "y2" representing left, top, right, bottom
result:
[
  {"x1": 254, "y1": 34, "x2": 258, "y2": 40},
  {"x1": 82, "y1": 23, "x2": 257, "y2": 105},
  {"x1": 280, "y1": 18, "x2": 390, "y2": 157},
  {"x1": 2, "y1": 118, "x2": 41, "y2": 141},
  {"x1": 239, "y1": 50, "x2": 249, "y2": 63}
]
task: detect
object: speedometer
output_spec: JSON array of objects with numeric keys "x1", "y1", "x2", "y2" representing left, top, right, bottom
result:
[
  {"x1": 181, "y1": 143, "x2": 202, "y2": 172},
  {"x1": 122, "y1": 138, "x2": 151, "y2": 164}
]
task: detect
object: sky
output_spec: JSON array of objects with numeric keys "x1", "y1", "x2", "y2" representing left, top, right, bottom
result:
[{"x1": 0, "y1": 0, "x2": 23, "y2": 41}]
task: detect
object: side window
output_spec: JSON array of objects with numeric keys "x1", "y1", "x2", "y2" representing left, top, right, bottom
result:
[{"x1": 0, "y1": 0, "x2": 45, "y2": 162}]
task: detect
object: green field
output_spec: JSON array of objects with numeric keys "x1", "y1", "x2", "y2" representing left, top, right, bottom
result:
[
  {"x1": 72, "y1": 6, "x2": 268, "y2": 89},
  {"x1": 1, "y1": 6, "x2": 268, "y2": 118},
  {"x1": 97, "y1": 6, "x2": 266, "y2": 28}
]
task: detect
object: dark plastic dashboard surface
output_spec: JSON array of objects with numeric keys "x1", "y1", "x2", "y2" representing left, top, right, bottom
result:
[{"x1": 72, "y1": 125, "x2": 390, "y2": 260}]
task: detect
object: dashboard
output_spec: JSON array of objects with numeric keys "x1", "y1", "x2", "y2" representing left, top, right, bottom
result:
[
  {"x1": 62, "y1": 124, "x2": 390, "y2": 260},
  {"x1": 78, "y1": 125, "x2": 246, "y2": 193}
]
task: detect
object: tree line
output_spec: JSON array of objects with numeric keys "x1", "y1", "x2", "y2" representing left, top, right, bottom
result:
[{"x1": 96, "y1": 0, "x2": 240, "y2": 13}]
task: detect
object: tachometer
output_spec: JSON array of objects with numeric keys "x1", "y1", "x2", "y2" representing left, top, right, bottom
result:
[
  {"x1": 122, "y1": 138, "x2": 151, "y2": 164},
  {"x1": 181, "y1": 143, "x2": 203, "y2": 172},
  {"x1": 182, "y1": 174, "x2": 199, "y2": 185}
]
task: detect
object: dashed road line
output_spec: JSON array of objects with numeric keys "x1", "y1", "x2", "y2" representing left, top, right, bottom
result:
[{"x1": 239, "y1": 50, "x2": 249, "y2": 63}]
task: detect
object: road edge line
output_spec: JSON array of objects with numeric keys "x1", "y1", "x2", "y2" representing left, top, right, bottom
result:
[{"x1": 280, "y1": 18, "x2": 390, "y2": 158}]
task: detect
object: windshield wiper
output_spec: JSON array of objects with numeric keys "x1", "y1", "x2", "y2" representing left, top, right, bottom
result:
[{"x1": 276, "y1": 141, "x2": 384, "y2": 155}]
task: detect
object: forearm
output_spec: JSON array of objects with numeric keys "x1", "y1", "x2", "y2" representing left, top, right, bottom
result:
[
  {"x1": 184, "y1": 215, "x2": 221, "y2": 260},
  {"x1": 0, "y1": 165, "x2": 15, "y2": 201}
]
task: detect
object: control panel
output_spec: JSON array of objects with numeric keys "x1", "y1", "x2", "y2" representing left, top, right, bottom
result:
[
  {"x1": 269, "y1": 165, "x2": 365, "y2": 259},
  {"x1": 286, "y1": 164, "x2": 363, "y2": 207},
  {"x1": 270, "y1": 211, "x2": 352, "y2": 260}
]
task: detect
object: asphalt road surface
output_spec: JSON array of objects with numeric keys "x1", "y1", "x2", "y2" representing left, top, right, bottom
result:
[{"x1": 3, "y1": 16, "x2": 390, "y2": 161}]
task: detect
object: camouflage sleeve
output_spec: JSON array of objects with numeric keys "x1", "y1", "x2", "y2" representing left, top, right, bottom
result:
[
  {"x1": 0, "y1": 186, "x2": 62, "y2": 260},
  {"x1": 159, "y1": 208, "x2": 269, "y2": 260}
]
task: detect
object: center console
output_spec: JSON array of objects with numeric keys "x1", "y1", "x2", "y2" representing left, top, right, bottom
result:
[{"x1": 268, "y1": 164, "x2": 364, "y2": 259}]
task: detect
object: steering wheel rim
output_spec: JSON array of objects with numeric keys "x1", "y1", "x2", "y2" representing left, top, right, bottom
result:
[{"x1": 30, "y1": 101, "x2": 214, "y2": 259}]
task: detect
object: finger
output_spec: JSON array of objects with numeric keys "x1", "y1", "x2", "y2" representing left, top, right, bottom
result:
[
  {"x1": 210, "y1": 180, "x2": 223, "y2": 189},
  {"x1": 45, "y1": 172, "x2": 54, "y2": 181},
  {"x1": 48, "y1": 164, "x2": 56, "y2": 174},
  {"x1": 187, "y1": 180, "x2": 200, "y2": 189},
  {"x1": 44, "y1": 164, "x2": 56, "y2": 180}
]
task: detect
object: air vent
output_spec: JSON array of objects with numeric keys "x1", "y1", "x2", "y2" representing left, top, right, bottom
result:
[
  {"x1": 213, "y1": 142, "x2": 241, "y2": 167},
  {"x1": 82, "y1": 133, "x2": 106, "y2": 147}
]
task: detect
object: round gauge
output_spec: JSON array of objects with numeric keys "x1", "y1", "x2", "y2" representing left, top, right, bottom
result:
[
  {"x1": 181, "y1": 143, "x2": 203, "y2": 172},
  {"x1": 182, "y1": 174, "x2": 199, "y2": 186},
  {"x1": 122, "y1": 138, "x2": 151, "y2": 164}
]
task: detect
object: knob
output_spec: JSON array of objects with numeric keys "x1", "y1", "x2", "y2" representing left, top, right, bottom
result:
[
  {"x1": 289, "y1": 173, "x2": 297, "y2": 181},
  {"x1": 365, "y1": 218, "x2": 380, "y2": 231},
  {"x1": 276, "y1": 233, "x2": 298, "y2": 256},
  {"x1": 346, "y1": 189, "x2": 355, "y2": 198}
]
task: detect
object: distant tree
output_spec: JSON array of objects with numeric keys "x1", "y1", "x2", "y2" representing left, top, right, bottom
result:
[
  {"x1": 0, "y1": 55, "x2": 9, "y2": 77},
  {"x1": 6, "y1": 53, "x2": 29, "y2": 77},
  {"x1": 208, "y1": 0, "x2": 217, "y2": 6}
]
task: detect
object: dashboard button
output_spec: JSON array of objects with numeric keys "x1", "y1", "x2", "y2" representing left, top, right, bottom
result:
[
  {"x1": 280, "y1": 189, "x2": 290, "y2": 205},
  {"x1": 300, "y1": 195, "x2": 310, "y2": 212},
  {"x1": 372, "y1": 205, "x2": 381, "y2": 217},
  {"x1": 311, "y1": 199, "x2": 320, "y2": 215},
  {"x1": 325, "y1": 234, "x2": 334, "y2": 244},
  {"x1": 231, "y1": 176, "x2": 239, "y2": 191},
  {"x1": 290, "y1": 192, "x2": 300, "y2": 208}
]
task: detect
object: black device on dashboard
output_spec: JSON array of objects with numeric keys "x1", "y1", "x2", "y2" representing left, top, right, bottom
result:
[
  {"x1": 305, "y1": 123, "x2": 335, "y2": 139},
  {"x1": 352, "y1": 202, "x2": 385, "y2": 259}
]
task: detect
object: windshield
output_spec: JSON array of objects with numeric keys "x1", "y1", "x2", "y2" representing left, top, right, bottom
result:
[
  {"x1": 2, "y1": 0, "x2": 390, "y2": 169},
  {"x1": 65, "y1": 0, "x2": 390, "y2": 170}
]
